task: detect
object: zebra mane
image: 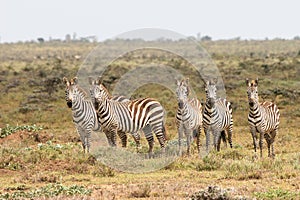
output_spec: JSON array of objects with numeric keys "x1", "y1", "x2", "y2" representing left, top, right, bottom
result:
[
  {"x1": 75, "y1": 84, "x2": 89, "y2": 100},
  {"x1": 100, "y1": 84, "x2": 112, "y2": 99}
]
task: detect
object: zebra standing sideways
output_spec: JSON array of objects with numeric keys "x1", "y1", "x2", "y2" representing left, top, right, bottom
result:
[
  {"x1": 203, "y1": 80, "x2": 233, "y2": 152},
  {"x1": 176, "y1": 78, "x2": 202, "y2": 156},
  {"x1": 88, "y1": 77, "x2": 139, "y2": 149},
  {"x1": 63, "y1": 77, "x2": 101, "y2": 153},
  {"x1": 89, "y1": 77, "x2": 167, "y2": 157},
  {"x1": 246, "y1": 78, "x2": 280, "y2": 158}
]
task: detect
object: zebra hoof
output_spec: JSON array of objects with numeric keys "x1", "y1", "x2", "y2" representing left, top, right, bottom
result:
[{"x1": 253, "y1": 154, "x2": 258, "y2": 160}]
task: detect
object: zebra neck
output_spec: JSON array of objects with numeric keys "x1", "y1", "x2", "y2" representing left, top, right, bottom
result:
[
  {"x1": 178, "y1": 101, "x2": 186, "y2": 111},
  {"x1": 72, "y1": 94, "x2": 85, "y2": 114},
  {"x1": 97, "y1": 98, "x2": 110, "y2": 118},
  {"x1": 205, "y1": 101, "x2": 215, "y2": 113},
  {"x1": 249, "y1": 101, "x2": 259, "y2": 114}
]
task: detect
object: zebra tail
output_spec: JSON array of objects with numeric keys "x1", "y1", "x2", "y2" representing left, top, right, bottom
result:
[{"x1": 221, "y1": 130, "x2": 227, "y2": 144}]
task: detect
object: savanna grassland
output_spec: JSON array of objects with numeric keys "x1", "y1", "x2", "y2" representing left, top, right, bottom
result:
[{"x1": 0, "y1": 39, "x2": 299, "y2": 199}]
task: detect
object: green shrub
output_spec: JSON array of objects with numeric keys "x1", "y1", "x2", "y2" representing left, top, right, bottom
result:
[
  {"x1": 254, "y1": 189, "x2": 299, "y2": 199},
  {"x1": 0, "y1": 183, "x2": 92, "y2": 199},
  {"x1": 223, "y1": 160, "x2": 262, "y2": 180},
  {"x1": 219, "y1": 149, "x2": 246, "y2": 160},
  {"x1": 0, "y1": 124, "x2": 43, "y2": 138},
  {"x1": 196, "y1": 153, "x2": 222, "y2": 171}
]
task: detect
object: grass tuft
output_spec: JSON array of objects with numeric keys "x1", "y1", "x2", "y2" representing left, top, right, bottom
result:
[
  {"x1": 254, "y1": 188, "x2": 300, "y2": 199},
  {"x1": 129, "y1": 184, "x2": 151, "y2": 198},
  {"x1": 0, "y1": 183, "x2": 92, "y2": 199}
]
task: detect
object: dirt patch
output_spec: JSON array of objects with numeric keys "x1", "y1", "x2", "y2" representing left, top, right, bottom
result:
[{"x1": 0, "y1": 130, "x2": 53, "y2": 146}]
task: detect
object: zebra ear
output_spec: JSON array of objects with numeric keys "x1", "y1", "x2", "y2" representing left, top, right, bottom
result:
[
  {"x1": 245, "y1": 78, "x2": 249, "y2": 86},
  {"x1": 97, "y1": 76, "x2": 103, "y2": 85},
  {"x1": 63, "y1": 77, "x2": 69, "y2": 86},
  {"x1": 212, "y1": 77, "x2": 218, "y2": 85},
  {"x1": 72, "y1": 77, "x2": 78, "y2": 85},
  {"x1": 185, "y1": 78, "x2": 190, "y2": 95},
  {"x1": 185, "y1": 78, "x2": 189, "y2": 85},
  {"x1": 88, "y1": 76, "x2": 94, "y2": 85},
  {"x1": 255, "y1": 78, "x2": 258, "y2": 85},
  {"x1": 205, "y1": 80, "x2": 209, "y2": 87},
  {"x1": 175, "y1": 79, "x2": 181, "y2": 86}
]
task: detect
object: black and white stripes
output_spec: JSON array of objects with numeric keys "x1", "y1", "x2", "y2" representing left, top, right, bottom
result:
[
  {"x1": 63, "y1": 75, "x2": 281, "y2": 159},
  {"x1": 176, "y1": 79, "x2": 202, "y2": 156},
  {"x1": 63, "y1": 77, "x2": 100, "y2": 153},
  {"x1": 89, "y1": 78, "x2": 166, "y2": 157},
  {"x1": 246, "y1": 78, "x2": 280, "y2": 158},
  {"x1": 203, "y1": 80, "x2": 233, "y2": 152}
]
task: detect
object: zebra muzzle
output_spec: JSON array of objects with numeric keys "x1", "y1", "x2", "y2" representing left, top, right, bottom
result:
[
  {"x1": 94, "y1": 102, "x2": 99, "y2": 110},
  {"x1": 208, "y1": 98, "x2": 215, "y2": 105},
  {"x1": 178, "y1": 101, "x2": 184, "y2": 109},
  {"x1": 67, "y1": 101, "x2": 72, "y2": 108}
]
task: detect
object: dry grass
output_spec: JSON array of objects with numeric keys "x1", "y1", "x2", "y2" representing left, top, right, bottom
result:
[{"x1": 0, "y1": 39, "x2": 299, "y2": 199}]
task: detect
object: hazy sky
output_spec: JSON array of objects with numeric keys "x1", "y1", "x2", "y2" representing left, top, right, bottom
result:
[{"x1": 1, "y1": 0, "x2": 300, "y2": 42}]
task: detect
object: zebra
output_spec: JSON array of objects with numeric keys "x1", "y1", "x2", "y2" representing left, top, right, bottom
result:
[
  {"x1": 63, "y1": 77, "x2": 101, "y2": 153},
  {"x1": 246, "y1": 78, "x2": 280, "y2": 158},
  {"x1": 175, "y1": 78, "x2": 202, "y2": 156},
  {"x1": 88, "y1": 77, "x2": 138, "y2": 149},
  {"x1": 89, "y1": 77, "x2": 167, "y2": 157},
  {"x1": 203, "y1": 80, "x2": 233, "y2": 152}
]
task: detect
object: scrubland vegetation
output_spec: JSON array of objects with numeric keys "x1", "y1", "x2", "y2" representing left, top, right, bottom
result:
[{"x1": 0, "y1": 39, "x2": 299, "y2": 199}]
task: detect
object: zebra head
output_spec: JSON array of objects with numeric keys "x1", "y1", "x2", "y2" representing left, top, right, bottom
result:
[
  {"x1": 205, "y1": 80, "x2": 217, "y2": 105},
  {"x1": 63, "y1": 77, "x2": 79, "y2": 108},
  {"x1": 176, "y1": 78, "x2": 190, "y2": 109},
  {"x1": 246, "y1": 78, "x2": 259, "y2": 106},
  {"x1": 89, "y1": 77, "x2": 110, "y2": 110}
]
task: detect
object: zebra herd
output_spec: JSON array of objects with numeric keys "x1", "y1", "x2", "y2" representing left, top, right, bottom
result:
[{"x1": 63, "y1": 76, "x2": 280, "y2": 158}]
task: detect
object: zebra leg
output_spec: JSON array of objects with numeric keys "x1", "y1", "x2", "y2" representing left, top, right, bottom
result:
[
  {"x1": 270, "y1": 130, "x2": 277, "y2": 158},
  {"x1": 227, "y1": 126, "x2": 233, "y2": 148},
  {"x1": 204, "y1": 127, "x2": 210, "y2": 154},
  {"x1": 106, "y1": 127, "x2": 118, "y2": 147},
  {"x1": 212, "y1": 130, "x2": 220, "y2": 151},
  {"x1": 216, "y1": 131, "x2": 222, "y2": 151},
  {"x1": 194, "y1": 126, "x2": 201, "y2": 156},
  {"x1": 220, "y1": 130, "x2": 227, "y2": 148},
  {"x1": 132, "y1": 132, "x2": 141, "y2": 153},
  {"x1": 250, "y1": 127, "x2": 258, "y2": 157},
  {"x1": 117, "y1": 131, "x2": 127, "y2": 148},
  {"x1": 103, "y1": 130, "x2": 113, "y2": 146},
  {"x1": 143, "y1": 125, "x2": 154, "y2": 158},
  {"x1": 271, "y1": 129, "x2": 278, "y2": 158},
  {"x1": 259, "y1": 130, "x2": 264, "y2": 158},
  {"x1": 186, "y1": 129, "x2": 192, "y2": 156},
  {"x1": 77, "y1": 126, "x2": 86, "y2": 153},
  {"x1": 264, "y1": 133, "x2": 272, "y2": 157},
  {"x1": 86, "y1": 130, "x2": 91, "y2": 153},
  {"x1": 151, "y1": 123, "x2": 166, "y2": 155},
  {"x1": 178, "y1": 124, "x2": 184, "y2": 156}
]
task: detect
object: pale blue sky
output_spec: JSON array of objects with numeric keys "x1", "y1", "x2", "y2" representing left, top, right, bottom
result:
[{"x1": 1, "y1": 0, "x2": 299, "y2": 42}]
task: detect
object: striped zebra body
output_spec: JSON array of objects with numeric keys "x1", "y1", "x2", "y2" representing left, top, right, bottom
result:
[
  {"x1": 88, "y1": 78, "x2": 134, "y2": 148},
  {"x1": 110, "y1": 95, "x2": 129, "y2": 103},
  {"x1": 90, "y1": 79, "x2": 166, "y2": 157},
  {"x1": 203, "y1": 80, "x2": 233, "y2": 152},
  {"x1": 246, "y1": 78, "x2": 280, "y2": 158},
  {"x1": 63, "y1": 77, "x2": 100, "y2": 153},
  {"x1": 176, "y1": 79, "x2": 202, "y2": 156}
]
